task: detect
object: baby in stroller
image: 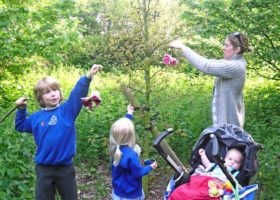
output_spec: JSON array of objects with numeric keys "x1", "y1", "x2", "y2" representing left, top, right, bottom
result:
[
  {"x1": 198, "y1": 148, "x2": 243, "y2": 181},
  {"x1": 169, "y1": 147, "x2": 244, "y2": 200},
  {"x1": 154, "y1": 124, "x2": 262, "y2": 200}
]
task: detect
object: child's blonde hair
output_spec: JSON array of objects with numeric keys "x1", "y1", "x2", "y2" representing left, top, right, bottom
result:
[
  {"x1": 34, "y1": 77, "x2": 63, "y2": 108},
  {"x1": 110, "y1": 118, "x2": 136, "y2": 166}
]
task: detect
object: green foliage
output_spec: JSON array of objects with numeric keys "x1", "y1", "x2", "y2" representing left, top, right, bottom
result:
[
  {"x1": 0, "y1": 123, "x2": 35, "y2": 199},
  {"x1": 245, "y1": 79, "x2": 280, "y2": 199},
  {"x1": 77, "y1": 0, "x2": 186, "y2": 72},
  {"x1": 0, "y1": 0, "x2": 80, "y2": 74},
  {"x1": 0, "y1": 0, "x2": 187, "y2": 76}
]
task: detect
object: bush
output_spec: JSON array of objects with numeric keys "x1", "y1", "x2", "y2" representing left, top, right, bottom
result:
[
  {"x1": 0, "y1": 122, "x2": 35, "y2": 199},
  {"x1": 245, "y1": 78, "x2": 280, "y2": 199}
]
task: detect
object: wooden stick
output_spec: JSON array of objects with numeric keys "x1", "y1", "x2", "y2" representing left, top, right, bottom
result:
[
  {"x1": 0, "y1": 106, "x2": 17, "y2": 123},
  {"x1": 0, "y1": 98, "x2": 27, "y2": 124}
]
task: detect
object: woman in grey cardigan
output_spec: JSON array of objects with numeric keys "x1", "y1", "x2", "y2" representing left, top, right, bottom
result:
[{"x1": 170, "y1": 32, "x2": 250, "y2": 128}]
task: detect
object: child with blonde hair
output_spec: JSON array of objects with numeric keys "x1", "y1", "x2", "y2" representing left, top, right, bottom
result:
[
  {"x1": 15, "y1": 64, "x2": 102, "y2": 200},
  {"x1": 110, "y1": 105, "x2": 157, "y2": 200}
]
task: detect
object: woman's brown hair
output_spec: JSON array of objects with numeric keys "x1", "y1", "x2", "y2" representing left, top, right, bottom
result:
[{"x1": 227, "y1": 32, "x2": 251, "y2": 54}]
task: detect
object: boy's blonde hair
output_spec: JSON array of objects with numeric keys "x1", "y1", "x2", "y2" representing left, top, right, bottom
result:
[
  {"x1": 34, "y1": 77, "x2": 63, "y2": 108},
  {"x1": 109, "y1": 118, "x2": 136, "y2": 166}
]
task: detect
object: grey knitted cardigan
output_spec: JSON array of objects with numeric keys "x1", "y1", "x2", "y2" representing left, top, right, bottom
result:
[{"x1": 182, "y1": 47, "x2": 246, "y2": 128}]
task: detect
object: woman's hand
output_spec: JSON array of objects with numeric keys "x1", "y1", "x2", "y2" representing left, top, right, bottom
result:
[{"x1": 170, "y1": 40, "x2": 185, "y2": 50}]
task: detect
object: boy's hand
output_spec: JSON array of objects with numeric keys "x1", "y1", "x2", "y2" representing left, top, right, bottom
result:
[
  {"x1": 16, "y1": 97, "x2": 27, "y2": 109},
  {"x1": 87, "y1": 64, "x2": 103, "y2": 80},
  {"x1": 127, "y1": 104, "x2": 134, "y2": 115},
  {"x1": 150, "y1": 161, "x2": 158, "y2": 170}
]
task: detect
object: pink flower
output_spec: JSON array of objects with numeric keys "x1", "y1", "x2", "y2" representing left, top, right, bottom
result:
[
  {"x1": 81, "y1": 91, "x2": 101, "y2": 110},
  {"x1": 163, "y1": 54, "x2": 178, "y2": 65}
]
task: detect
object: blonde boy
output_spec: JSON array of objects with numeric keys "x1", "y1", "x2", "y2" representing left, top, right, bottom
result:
[{"x1": 15, "y1": 64, "x2": 102, "y2": 200}]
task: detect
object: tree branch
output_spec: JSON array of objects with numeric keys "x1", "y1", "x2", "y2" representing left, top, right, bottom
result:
[
  {"x1": 120, "y1": 83, "x2": 188, "y2": 172},
  {"x1": 255, "y1": 49, "x2": 279, "y2": 71}
]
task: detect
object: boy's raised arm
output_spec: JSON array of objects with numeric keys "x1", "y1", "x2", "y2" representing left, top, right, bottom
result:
[{"x1": 63, "y1": 64, "x2": 102, "y2": 120}]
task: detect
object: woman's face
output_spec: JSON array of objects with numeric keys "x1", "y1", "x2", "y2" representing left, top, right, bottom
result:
[{"x1": 223, "y1": 38, "x2": 239, "y2": 60}]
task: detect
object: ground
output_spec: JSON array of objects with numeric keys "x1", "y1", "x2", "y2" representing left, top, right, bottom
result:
[{"x1": 76, "y1": 164, "x2": 173, "y2": 200}]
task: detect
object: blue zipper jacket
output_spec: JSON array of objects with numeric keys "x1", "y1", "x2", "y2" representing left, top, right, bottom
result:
[
  {"x1": 112, "y1": 145, "x2": 153, "y2": 198},
  {"x1": 15, "y1": 76, "x2": 91, "y2": 165}
]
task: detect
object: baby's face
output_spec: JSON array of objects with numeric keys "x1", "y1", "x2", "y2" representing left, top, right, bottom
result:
[{"x1": 224, "y1": 149, "x2": 243, "y2": 170}]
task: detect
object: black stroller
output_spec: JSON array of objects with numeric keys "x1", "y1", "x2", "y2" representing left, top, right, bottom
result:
[{"x1": 154, "y1": 124, "x2": 262, "y2": 200}]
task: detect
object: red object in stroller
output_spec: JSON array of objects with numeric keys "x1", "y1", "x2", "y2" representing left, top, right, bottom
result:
[{"x1": 153, "y1": 124, "x2": 262, "y2": 200}]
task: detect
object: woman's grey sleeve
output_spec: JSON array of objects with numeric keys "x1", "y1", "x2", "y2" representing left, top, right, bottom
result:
[{"x1": 182, "y1": 47, "x2": 245, "y2": 78}]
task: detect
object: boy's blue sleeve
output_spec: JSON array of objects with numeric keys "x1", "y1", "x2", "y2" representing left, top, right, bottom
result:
[
  {"x1": 62, "y1": 76, "x2": 91, "y2": 121},
  {"x1": 15, "y1": 108, "x2": 32, "y2": 133},
  {"x1": 125, "y1": 113, "x2": 133, "y2": 120}
]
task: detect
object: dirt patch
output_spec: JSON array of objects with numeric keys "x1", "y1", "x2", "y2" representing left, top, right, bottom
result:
[{"x1": 76, "y1": 164, "x2": 173, "y2": 200}]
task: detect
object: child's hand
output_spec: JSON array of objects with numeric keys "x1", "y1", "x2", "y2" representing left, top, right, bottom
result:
[
  {"x1": 87, "y1": 64, "x2": 103, "y2": 80},
  {"x1": 16, "y1": 97, "x2": 27, "y2": 109},
  {"x1": 150, "y1": 161, "x2": 157, "y2": 170},
  {"x1": 127, "y1": 104, "x2": 134, "y2": 115},
  {"x1": 198, "y1": 148, "x2": 206, "y2": 156}
]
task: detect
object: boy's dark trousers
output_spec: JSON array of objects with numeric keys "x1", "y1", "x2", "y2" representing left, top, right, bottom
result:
[{"x1": 35, "y1": 164, "x2": 77, "y2": 200}]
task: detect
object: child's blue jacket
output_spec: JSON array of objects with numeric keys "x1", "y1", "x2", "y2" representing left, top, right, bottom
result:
[
  {"x1": 112, "y1": 145, "x2": 152, "y2": 198},
  {"x1": 15, "y1": 76, "x2": 90, "y2": 165}
]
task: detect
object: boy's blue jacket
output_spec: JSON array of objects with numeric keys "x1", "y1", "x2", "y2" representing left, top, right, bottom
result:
[
  {"x1": 112, "y1": 145, "x2": 152, "y2": 198},
  {"x1": 15, "y1": 76, "x2": 90, "y2": 165}
]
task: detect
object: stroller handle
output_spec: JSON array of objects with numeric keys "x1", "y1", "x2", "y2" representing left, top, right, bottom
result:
[
  {"x1": 210, "y1": 134, "x2": 219, "y2": 157},
  {"x1": 210, "y1": 134, "x2": 237, "y2": 189},
  {"x1": 153, "y1": 128, "x2": 188, "y2": 175},
  {"x1": 153, "y1": 128, "x2": 174, "y2": 145}
]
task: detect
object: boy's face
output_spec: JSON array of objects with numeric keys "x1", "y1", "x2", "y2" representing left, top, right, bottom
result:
[
  {"x1": 41, "y1": 89, "x2": 61, "y2": 108},
  {"x1": 224, "y1": 149, "x2": 243, "y2": 170}
]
